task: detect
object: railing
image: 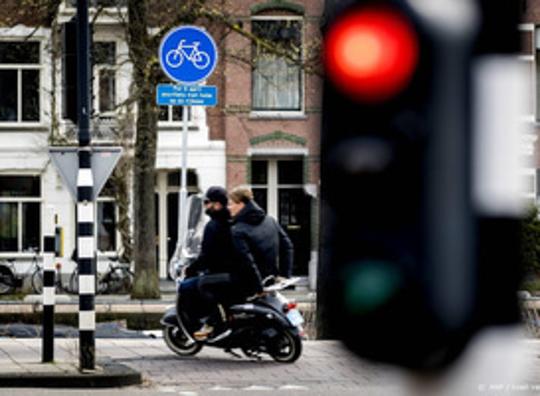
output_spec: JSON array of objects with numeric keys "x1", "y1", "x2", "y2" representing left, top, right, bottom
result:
[{"x1": 63, "y1": 116, "x2": 133, "y2": 143}]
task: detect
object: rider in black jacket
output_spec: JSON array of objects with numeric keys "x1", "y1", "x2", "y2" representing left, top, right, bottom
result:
[{"x1": 228, "y1": 186, "x2": 294, "y2": 288}]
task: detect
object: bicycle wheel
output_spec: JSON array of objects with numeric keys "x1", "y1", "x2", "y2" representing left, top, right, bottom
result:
[
  {"x1": 166, "y1": 50, "x2": 184, "y2": 68},
  {"x1": 120, "y1": 268, "x2": 134, "y2": 293},
  {"x1": 103, "y1": 267, "x2": 133, "y2": 294},
  {"x1": 97, "y1": 273, "x2": 108, "y2": 294},
  {"x1": 68, "y1": 270, "x2": 79, "y2": 294},
  {"x1": 193, "y1": 51, "x2": 210, "y2": 70},
  {"x1": 31, "y1": 269, "x2": 43, "y2": 294},
  {"x1": 0, "y1": 266, "x2": 15, "y2": 295}
]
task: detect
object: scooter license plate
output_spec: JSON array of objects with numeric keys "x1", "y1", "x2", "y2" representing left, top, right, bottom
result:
[{"x1": 286, "y1": 309, "x2": 304, "y2": 326}]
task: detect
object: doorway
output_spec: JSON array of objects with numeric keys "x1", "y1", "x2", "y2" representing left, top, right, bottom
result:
[
  {"x1": 155, "y1": 169, "x2": 199, "y2": 278},
  {"x1": 250, "y1": 158, "x2": 311, "y2": 276}
]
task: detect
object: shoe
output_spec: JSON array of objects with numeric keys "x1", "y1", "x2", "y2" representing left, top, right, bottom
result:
[{"x1": 193, "y1": 324, "x2": 214, "y2": 341}]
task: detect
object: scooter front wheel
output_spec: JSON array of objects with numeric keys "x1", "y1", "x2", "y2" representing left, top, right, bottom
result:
[{"x1": 163, "y1": 326, "x2": 202, "y2": 356}]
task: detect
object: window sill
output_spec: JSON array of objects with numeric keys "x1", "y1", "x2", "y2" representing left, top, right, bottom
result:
[
  {"x1": 249, "y1": 111, "x2": 307, "y2": 120},
  {"x1": 0, "y1": 123, "x2": 48, "y2": 131},
  {"x1": 0, "y1": 253, "x2": 41, "y2": 259},
  {"x1": 158, "y1": 123, "x2": 199, "y2": 132}
]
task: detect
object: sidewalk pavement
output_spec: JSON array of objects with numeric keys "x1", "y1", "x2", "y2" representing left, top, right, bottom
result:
[{"x1": 0, "y1": 338, "x2": 141, "y2": 387}]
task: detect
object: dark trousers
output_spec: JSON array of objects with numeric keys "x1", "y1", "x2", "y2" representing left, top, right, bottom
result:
[{"x1": 180, "y1": 273, "x2": 243, "y2": 327}]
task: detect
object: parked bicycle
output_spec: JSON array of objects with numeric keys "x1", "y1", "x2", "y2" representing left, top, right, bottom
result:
[
  {"x1": 31, "y1": 261, "x2": 77, "y2": 295},
  {"x1": 69, "y1": 256, "x2": 134, "y2": 295},
  {"x1": 0, "y1": 250, "x2": 41, "y2": 295}
]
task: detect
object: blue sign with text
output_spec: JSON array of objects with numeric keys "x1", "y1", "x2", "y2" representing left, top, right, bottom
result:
[
  {"x1": 156, "y1": 84, "x2": 217, "y2": 107},
  {"x1": 159, "y1": 26, "x2": 218, "y2": 85}
]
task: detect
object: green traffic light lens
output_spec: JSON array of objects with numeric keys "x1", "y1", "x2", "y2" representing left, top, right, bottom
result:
[{"x1": 343, "y1": 260, "x2": 404, "y2": 315}]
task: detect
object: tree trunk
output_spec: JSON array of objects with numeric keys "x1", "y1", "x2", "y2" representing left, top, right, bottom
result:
[{"x1": 129, "y1": 0, "x2": 160, "y2": 299}]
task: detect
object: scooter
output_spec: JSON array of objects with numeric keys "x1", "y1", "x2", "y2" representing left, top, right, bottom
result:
[
  {"x1": 162, "y1": 194, "x2": 304, "y2": 363},
  {"x1": 161, "y1": 275, "x2": 305, "y2": 363}
]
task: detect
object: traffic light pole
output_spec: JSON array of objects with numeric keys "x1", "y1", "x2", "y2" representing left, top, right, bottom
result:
[{"x1": 76, "y1": 0, "x2": 96, "y2": 371}]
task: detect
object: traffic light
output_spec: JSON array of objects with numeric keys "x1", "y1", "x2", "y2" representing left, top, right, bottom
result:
[
  {"x1": 62, "y1": 18, "x2": 78, "y2": 124},
  {"x1": 319, "y1": 0, "x2": 522, "y2": 370},
  {"x1": 62, "y1": 18, "x2": 94, "y2": 125}
]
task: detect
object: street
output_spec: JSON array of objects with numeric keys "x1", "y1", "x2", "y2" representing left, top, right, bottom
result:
[
  {"x1": 0, "y1": 338, "x2": 406, "y2": 396},
  {"x1": 0, "y1": 327, "x2": 538, "y2": 396}
]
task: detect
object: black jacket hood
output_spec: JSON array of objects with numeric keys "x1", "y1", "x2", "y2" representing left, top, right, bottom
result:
[{"x1": 234, "y1": 200, "x2": 265, "y2": 225}]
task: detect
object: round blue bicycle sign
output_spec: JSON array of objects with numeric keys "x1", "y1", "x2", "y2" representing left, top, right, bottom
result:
[{"x1": 159, "y1": 26, "x2": 218, "y2": 85}]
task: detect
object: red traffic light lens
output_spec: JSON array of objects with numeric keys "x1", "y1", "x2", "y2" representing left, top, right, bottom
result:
[{"x1": 324, "y1": 7, "x2": 419, "y2": 102}]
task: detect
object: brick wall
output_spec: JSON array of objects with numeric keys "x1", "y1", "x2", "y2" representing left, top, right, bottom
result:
[{"x1": 218, "y1": 0, "x2": 324, "y2": 189}]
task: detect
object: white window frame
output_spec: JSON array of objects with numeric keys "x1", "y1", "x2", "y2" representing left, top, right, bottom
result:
[
  {"x1": 518, "y1": 24, "x2": 535, "y2": 124},
  {"x1": 93, "y1": 41, "x2": 117, "y2": 117},
  {"x1": 158, "y1": 105, "x2": 194, "y2": 128},
  {"x1": 0, "y1": 175, "x2": 42, "y2": 257},
  {"x1": 249, "y1": 15, "x2": 305, "y2": 119},
  {"x1": 249, "y1": 156, "x2": 305, "y2": 219},
  {"x1": 0, "y1": 40, "x2": 43, "y2": 127}
]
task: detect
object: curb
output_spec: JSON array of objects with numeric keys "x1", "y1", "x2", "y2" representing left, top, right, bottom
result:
[{"x1": 0, "y1": 361, "x2": 142, "y2": 388}]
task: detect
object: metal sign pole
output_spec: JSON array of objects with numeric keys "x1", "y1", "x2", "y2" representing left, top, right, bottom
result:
[
  {"x1": 76, "y1": 0, "x2": 95, "y2": 371},
  {"x1": 177, "y1": 105, "x2": 190, "y2": 255}
]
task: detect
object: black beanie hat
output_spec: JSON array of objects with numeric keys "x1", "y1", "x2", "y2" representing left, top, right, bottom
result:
[{"x1": 204, "y1": 186, "x2": 228, "y2": 206}]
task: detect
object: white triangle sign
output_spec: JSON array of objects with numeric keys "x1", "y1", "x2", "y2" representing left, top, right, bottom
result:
[{"x1": 49, "y1": 146, "x2": 122, "y2": 201}]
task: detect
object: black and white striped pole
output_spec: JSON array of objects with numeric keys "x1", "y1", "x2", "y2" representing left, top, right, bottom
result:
[
  {"x1": 42, "y1": 207, "x2": 56, "y2": 363},
  {"x1": 76, "y1": 0, "x2": 95, "y2": 371}
]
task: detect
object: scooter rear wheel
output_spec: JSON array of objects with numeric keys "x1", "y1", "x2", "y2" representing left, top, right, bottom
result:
[
  {"x1": 269, "y1": 329, "x2": 302, "y2": 363},
  {"x1": 163, "y1": 326, "x2": 202, "y2": 356}
]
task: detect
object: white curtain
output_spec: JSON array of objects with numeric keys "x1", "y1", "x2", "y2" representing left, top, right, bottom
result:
[{"x1": 253, "y1": 54, "x2": 300, "y2": 110}]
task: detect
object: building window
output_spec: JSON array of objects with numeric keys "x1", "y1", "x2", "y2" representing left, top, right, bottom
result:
[
  {"x1": 251, "y1": 18, "x2": 302, "y2": 112},
  {"x1": 159, "y1": 105, "x2": 191, "y2": 123},
  {"x1": 166, "y1": 169, "x2": 199, "y2": 189},
  {"x1": 0, "y1": 42, "x2": 41, "y2": 123},
  {"x1": 251, "y1": 158, "x2": 304, "y2": 214},
  {"x1": 93, "y1": 42, "x2": 116, "y2": 115},
  {"x1": 97, "y1": 201, "x2": 116, "y2": 252},
  {"x1": 97, "y1": 181, "x2": 117, "y2": 253},
  {"x1": 0, "y1": 176, "x2": 41, "y2": 253}
]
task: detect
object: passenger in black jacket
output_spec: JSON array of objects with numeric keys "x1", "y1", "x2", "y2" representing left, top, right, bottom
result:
[{"x1": 228, "y1": 186, "x2": 294, "y2": 290}]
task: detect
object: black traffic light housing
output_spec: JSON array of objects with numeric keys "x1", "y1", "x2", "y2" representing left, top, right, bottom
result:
[
  {"x1": 318, "y1": 0, "x2": 521, "y2": 370},
  {"x1": 62, "y1": 18, "x2": 78, "y2": 124},
  {"x1": 62, "y1": 17, "x2": 94, "y2": 125}
]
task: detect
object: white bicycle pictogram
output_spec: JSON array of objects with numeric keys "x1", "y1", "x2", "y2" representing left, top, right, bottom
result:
[{"x1": 165, "y1": 39, "x2": 211, "y2": 70}]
